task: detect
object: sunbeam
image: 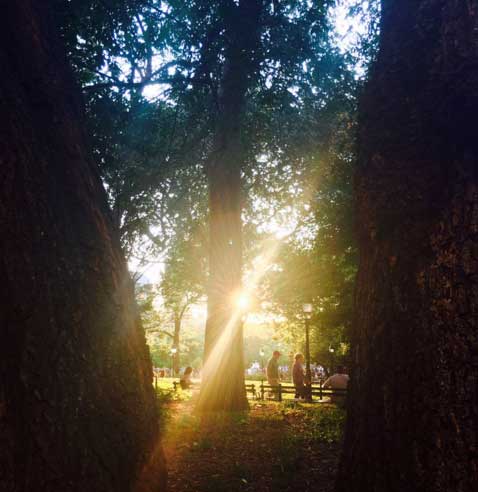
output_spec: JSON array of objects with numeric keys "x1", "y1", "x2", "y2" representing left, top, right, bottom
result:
[{"x1": 196, "y1": 238, "x2": 282, "y2": 410}]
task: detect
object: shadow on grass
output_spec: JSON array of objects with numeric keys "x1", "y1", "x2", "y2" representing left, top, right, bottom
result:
[{"x1": 163, "y1": 400, "x2": 345, "y2": 492}]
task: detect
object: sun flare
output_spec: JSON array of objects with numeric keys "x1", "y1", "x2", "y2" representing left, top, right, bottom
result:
[
  {"x1": 234, "y1": 292, "x2": 251, "y2": 311},
  {"x1": 198, "y1": 238, "x2": 282, "y2": 408}
]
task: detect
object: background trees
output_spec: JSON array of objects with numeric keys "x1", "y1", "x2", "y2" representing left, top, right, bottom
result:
[
  {"x1": 336, "y1": 1, "x2": 478, "y2": 490},
  {"x1": 0, "y1": 1, "x2": 164, "y2": 490},
  {"x1": 5, "y1": 0, "x2": 476, "y2": 489},
  {"x1": 54, "y1": 0, "x2": 358, "y2": 401},
  {"x1": 160, "y1": 230, "x2": 207, "y2": 373}
]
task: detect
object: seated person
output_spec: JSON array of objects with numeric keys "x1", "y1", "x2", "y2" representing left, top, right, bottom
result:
[
  {"x1": 179, "y1": 366, "x2": 193, "y2": 389},
  {"x1": 322, "y1": 366, "x2": 349, "y2": 403}
]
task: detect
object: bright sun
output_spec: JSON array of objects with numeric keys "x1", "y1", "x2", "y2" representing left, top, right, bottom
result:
[{"x1": 235, "y1": 292, "x2": 251, "y2": 311}]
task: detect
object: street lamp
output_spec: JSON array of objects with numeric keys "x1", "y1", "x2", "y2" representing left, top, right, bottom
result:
[
  {"x1": 302, "y1": 303, "x2": 313, "y2": 402},
  {"x1": 170, "y1": 347, "x2": 177, "y2": 376},
  {"x1": 259, "y1": 348, "x2": 265, "y2": 372},
  {"x1": 288, "y1": 351, "x2": 294, "y2": 383},
  {"x1": 328, "y1": 346, "x2": 335, "y2": 375}
]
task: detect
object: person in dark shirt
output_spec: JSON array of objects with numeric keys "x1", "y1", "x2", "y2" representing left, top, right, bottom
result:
[
  {"x1": 266, "y1": 350, "x2": 281, "y2": 398},
  {"x1": 292, "y1": 353, "x2": 306, "y2": 399},
  {"x1": 266, "y1": 350, "x2": 281, "y2": 384}
]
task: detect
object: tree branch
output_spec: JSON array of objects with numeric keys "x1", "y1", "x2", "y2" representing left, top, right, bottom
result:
[
  {"x1": 82, "y1": 77, "x2": 173, "y2": 93},
  {"x1": 147, "y1": 328, "x2": 174, "y2": 338}
]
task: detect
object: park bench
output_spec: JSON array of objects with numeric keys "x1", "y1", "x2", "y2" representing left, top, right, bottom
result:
[
  {"x1": 258, "y1": 381, "x2": 347, "y2": 402},
  {"x1": 170, "y1": 380, "x2": 257, "y2": 399},
  {"x1": 172, "y1": 380, "x2": 200, "y2": 391},
  {"x1": 166, "y1": 379, "x2": 344, "y2": 403}
]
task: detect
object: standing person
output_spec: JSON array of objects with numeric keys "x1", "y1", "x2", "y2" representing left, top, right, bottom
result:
[
  {"x1": 293, "y1": 353, "x2": 306, "y2": 399},
  {"x1": 266, "y1": 350, "x2": 281, "y2": 398}
]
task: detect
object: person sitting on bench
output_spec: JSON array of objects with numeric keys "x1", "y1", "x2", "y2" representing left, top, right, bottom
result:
[
  {"x1": 180, "y1": 366, "x2": 193, "y2": 389},
  {"x1": 323, "y1": 366, "x2": 349, "y2": 403}
]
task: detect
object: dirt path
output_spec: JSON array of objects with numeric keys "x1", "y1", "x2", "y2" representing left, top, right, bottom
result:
[{"x1": 162, "y1": 398, "x2": 343, "y2": 492}]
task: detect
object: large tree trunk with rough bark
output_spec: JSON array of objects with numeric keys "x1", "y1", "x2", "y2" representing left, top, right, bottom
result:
[
  {"x1": 0, "y1": 2, "x2": 165, "y2": 491},
  {"x1": 197, "y1": 0, "x2": 261, "y2": 412},
  {"x1": 336, "y1": 1, "x2": 478, "y2": 491}
]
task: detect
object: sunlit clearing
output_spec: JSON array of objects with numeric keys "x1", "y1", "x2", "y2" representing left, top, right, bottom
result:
[{"x1": 197, "y1": 239, "x2": 282, "y2": 408}]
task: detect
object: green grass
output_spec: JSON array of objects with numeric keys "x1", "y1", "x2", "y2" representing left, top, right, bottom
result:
[
  {"x1": 154, "y1": 377, "x2": 193, "y2": 402},
  {"x1": 279, "y1": 403, "x2": 346, "y2": 443}
]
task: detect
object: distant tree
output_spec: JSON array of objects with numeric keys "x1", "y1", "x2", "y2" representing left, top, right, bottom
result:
[
  {"x1": 194, "y1": 0, "x2": 262, "y2": 412},
  {"x1": 195, "y1": 0, "x2": 352, "y2": 412},
  {"x1": 337, "y1": 2, "x2": 478, "y2": 491},
  {"x1": 0, "y1": 2, "x2": 164, "y2": 491},
  {"x1": 160, "y1": 227, "x2": 206, "y2": 374},
  {"x1": 137, "y1": 281, "x2": 205, "y2": 371}
]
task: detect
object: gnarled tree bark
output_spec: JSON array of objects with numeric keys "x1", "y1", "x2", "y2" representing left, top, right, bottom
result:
[
  {"x1": 336, "y1": 1, "x2": 478, "y2": 491},
  {"x1": 0, "y1": 2, "x2": 165, "y2": 491}
]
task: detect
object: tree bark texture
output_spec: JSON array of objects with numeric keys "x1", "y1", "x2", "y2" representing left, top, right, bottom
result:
[
  {"x1": 197, "y1": 0, "x2": 262, "y2": 412},
  {"x1": 336, "y1": 1, "x2": 478, "y2": 491},
  {"x1": 0, "y1": 2, "x2": 165, "y2": 491}
]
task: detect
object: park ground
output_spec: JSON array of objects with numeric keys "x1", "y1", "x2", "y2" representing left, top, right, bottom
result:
[{"x1": 157, "y1": 381, "x2": 345, "y2": 492}]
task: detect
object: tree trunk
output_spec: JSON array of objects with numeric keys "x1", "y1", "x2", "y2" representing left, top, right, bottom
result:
[
  {"x1": 336, "y1": 1, "x2": 478, "y2": 491},
  {"x1": 197, "y1": 0, "x2": 261, "y2": 412},
  {"x1": 0, "y1": 2, "x2": 165, "y2": 491},
  {"x1": 173, "y1": 314, "x2": 180, "y2": 375}
]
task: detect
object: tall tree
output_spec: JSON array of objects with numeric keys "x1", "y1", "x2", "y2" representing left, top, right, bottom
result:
[
  {"x1": 0, "y1": 2, "x2": 164, "y2": 490},
  {"x1": 336, "y1": 1, "x2": 478, "y2": 491},
  {"x1": 193, "y1": 0, "x2": 347, "y2": 412},
  {"x1": 197, "y1": 0, "x2": 263, "y2": 412}
]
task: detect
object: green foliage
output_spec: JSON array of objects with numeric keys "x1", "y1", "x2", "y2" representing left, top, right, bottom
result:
[
  {"x1": 136, "y1": 226, "x2": 207, "y2": 370},
  {"x1": 160, "y1": 227, "x2": 206, "y2": 313},
  {"x1": 85, "y1": 93, "x2": 207, "y2": 260},
  {"x1": 57, "y1": 1, "x2": 381, "y2": 373},
  {"x1": 347, "y1": 0, "x2": 381, "y2": 69},
  {"x1": 255, "y1": 107, "x2": 357, "y2": 367},
  {"x1": 143, "y1": 305, "x2": 205, "y2": 369},
  {"x1": 136, "y1": 283, "x2": 172, "y2": 366},
  {"x1": 58, "y1": 0, "x2": 357, "y2": 260}
]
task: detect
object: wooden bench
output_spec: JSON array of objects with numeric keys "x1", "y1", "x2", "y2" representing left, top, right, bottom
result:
[
  {"x1": 258, "y1": 381, "x2": 347, "y2": 402},
  {"x1": 170, "y1": 381, "x2": 257, "y2": 399},
  {"x1": 172, "y1": 380, "x2": 200, "y2": 391},
  {"x1": 166, "y1": 380, "x2": 345, "y2": 403}
]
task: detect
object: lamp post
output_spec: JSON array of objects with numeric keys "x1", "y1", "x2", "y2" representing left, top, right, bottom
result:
[
  {"x1": 328, "y1": 346, "x2": 335, "y2": 376},
  {"x1": 259, "y1": 349, "x2": 265, "y2": 373},
  {"x1": 302, "y1": 303, "x2": 313, "y2": 402},
  {"x1": 288, "y1": 351, "x2": 294, "y2": 383},
  {"x1": 170, "y1": 347, "x2": 177, "y2": 376}
]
